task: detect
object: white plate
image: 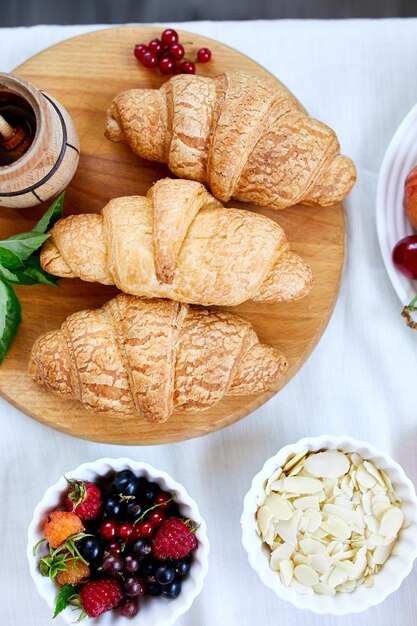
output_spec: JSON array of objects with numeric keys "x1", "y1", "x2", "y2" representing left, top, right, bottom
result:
[{"x1": 376, "y1": 102, "x2": 417, "y2": 305}]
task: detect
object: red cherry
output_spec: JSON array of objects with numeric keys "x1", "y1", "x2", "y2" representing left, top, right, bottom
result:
[
  {"x1": 148, "y1": 38, "x2": 163, "y2": 55},
  {"x1": 155, "y1": 492, "x2": 171, "y2": 511},
  {"x1": 159, "y1": 56, "x2": 176, "y2": 76},
  {"x1": 169, "y1": 43, "x2": 185, "y2": 62},
  {"x1": 136, "y1": 521, "x2": 154, "y2": 538},
  {"x1": 118, "y1": 522, "x2": 135, "y2": 541},
  {"x1": 141, "y1": 51, "x2": 159, "y2": 69},
  {"x1": 134, "y1": 44, "x2": 148, "y2": 60},
  {"x1": 148, "y1": 510, "x2": 165, "y2": 526},
  {"x1": 393, "y1": 235, "x2": 417, "y2": 279},
  {"x1": 100, "y1": 520, "x2": 118, "y2": 540},
  {"x1": 197, "y1": 47, "x2": 212, "y2": 63},
  {"x1": 180, "y1": 61, "x2": 196, "y2": 74},
  {"x1": 161, "y1": 28, "x2": 179, "y2": 46}
]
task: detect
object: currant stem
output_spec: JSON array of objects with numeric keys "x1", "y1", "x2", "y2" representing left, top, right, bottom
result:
[{"x1": 401, "y1": 296, "x2": 417, "y2": 328}]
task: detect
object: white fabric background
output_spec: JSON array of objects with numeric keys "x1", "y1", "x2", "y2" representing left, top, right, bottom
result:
[{"x1": 1, "y1": 18, "x2": 417, "y2": 626}]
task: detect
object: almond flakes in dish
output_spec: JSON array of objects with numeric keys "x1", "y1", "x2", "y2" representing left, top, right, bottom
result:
[{"x1": 256, "y1": 450, "x2": 405, "y2": 595}]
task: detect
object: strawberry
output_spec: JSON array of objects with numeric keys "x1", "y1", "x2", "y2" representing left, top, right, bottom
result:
[
  {"x1": 65, "y1": 479, "x2": 102, "y2": 520},
  {"x1": 43, "y1": 511, "x2": 84, "y2": 548},
  {"x1": 152, "y1": 517, "x2": 197, "y2": 560},
  {"x1": 56, "y1": 558, "x2": 90, "y2": 586},
  {"x1": 80, "y1": 580, "x2": 123, "y2": 618}
]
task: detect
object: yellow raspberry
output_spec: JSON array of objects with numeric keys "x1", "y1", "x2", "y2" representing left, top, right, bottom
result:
[
  {"x1": 43, "y1": 511, "x2": 84, "y2": 548},
  {"x1": 56, "y1": 557, "x2": 90, "y2": 586}
]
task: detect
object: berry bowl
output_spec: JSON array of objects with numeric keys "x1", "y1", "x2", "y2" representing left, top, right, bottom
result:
[
  {"x1": 241, "y1": 435, "x2": 417, "y2": 615},
  {"x1": 27, "y1": 457, "x2": 209, "y2": 624}
]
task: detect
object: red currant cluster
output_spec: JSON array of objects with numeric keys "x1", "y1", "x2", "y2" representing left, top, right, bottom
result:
[{"x1": 134, "y1": 28, "x2": 212, "y2": 76}]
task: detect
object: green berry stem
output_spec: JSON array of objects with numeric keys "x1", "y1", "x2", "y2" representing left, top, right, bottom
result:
[
  {"x1": 133, "y1": 492, "x2": 176, "y2": 525},
  {"x1": 401, "y1": 295, "x2": 417, "y2": 328}
]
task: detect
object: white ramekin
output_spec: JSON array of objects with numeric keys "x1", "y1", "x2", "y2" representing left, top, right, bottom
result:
[
  {"x1": 27, "y1": 458, "x2": 209, "y2": 625},
  {"x1": 241, "y1": 435, "x2": 417, "y2": 615}
]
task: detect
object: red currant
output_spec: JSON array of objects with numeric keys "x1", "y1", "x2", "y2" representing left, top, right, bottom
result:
[
  {"x1": 197, "y1": 47, "x2": 212, "y2": 63},
  {"x1": 169, "y1": 43, "x2": 185, "y2": 62},
  {"x1": 155, "y1": 492, "x2": 171, "y2": 511},
  {"x1": 159, "y1": 56, "x2": 176, "y2": 76},
  {"x1": 134, "y1": 44, "x2": 148, "y2": 60},
  {"x1": 148, "y1": 38, "x2": 163, "y2": 55},
  {"x1": 141, "y1": 51, "x2": 159, "y2": 69},
  {"x1": 118, "y1": 522, "x2": 135, "y2": 541},
  {"x1": 180, "y1": 61, "x2": 196, "y2": 74},
  {"x1": 393, "y1": 235, "x2": 417, "y2": 279},
  {"x1": 99, "y1": 520, "x2": 118, "y2": 540},
  {"x1": 161, "y1": 28, "x2": 179, "y2": 46},
  {"x1": 107, "y1": 541, "x2": 123, "y2": 554},
  {"x1": 136, "y1": 521, "x2": 154, "y2": 538},
  {"x1": 149, "y1": 510, "x2": 165, "y2": 526}
]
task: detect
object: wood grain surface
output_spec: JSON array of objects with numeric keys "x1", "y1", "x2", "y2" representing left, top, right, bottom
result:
[{"x1": 0, "y1": 26, "x2": 346, "y2": 444}]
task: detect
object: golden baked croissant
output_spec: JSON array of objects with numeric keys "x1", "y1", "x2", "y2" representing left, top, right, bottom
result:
[
  {"x1": 105, "y1": 70, "x2": 356, "y2": 208},
  {"x1": 29, "y1": 295, "x2": 288, "y2": 423},
  {"x1": 40, "y1": 178, "x2": 314, "y2": 307}
]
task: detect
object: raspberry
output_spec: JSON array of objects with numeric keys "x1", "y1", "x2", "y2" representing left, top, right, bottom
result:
[
  {"x1": 44, "y1": 511, "x2": 84, "y2": 549},
  {"x1": 80, "y1": 579, "x2": 123, "y2": 618},
  {"x1": 65, "y1": 480, "x2": 102, "y2": 520},
  {"x1": 152, "y1": 517, "x2": 197, "y2": 560},
  {"x1": 56, "y1": 558, "x2": 90, "y2": 586}
]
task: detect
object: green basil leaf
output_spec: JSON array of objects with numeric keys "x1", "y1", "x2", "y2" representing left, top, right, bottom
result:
[
  {"x1": 33, "y1": 192, "x2": 65, "y2": 234},
  {"x1": 8, "y1": 256, "x2": 60, "y2": 287},
  {"x1": 0, "y1": 232, "x2": 50, "y2": 262},
  {"x1": 0, "y1": 280, "x2": 21, "y2": 364},
  {"x1": 0, "y1": 265, "x2": 18, "y2": 283},
  {"x1": 0, "y1": 248, "x2": 23, "y2": 270}
]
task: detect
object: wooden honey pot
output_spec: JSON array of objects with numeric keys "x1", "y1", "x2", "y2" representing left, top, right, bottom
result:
[{"x1": 0, "y1": 73, "x2": 79, "y2": 208}]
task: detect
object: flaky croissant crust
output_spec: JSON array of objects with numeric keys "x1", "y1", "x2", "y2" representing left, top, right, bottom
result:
[
  {"x1": 105, "y1": 70, "x2": 356, "y2": 209},
  {"x1": 29, "y1": 295, "x2": 288, "y2": 423},
  {"x1": 40, "y1": 179, "x2": 314, "y2": 307}
]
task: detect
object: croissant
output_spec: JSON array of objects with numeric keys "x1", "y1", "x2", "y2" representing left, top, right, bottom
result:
[
  {"x1": 28, "y1": 295, "x2": 288, "y2": 423},
  {"x1": 105, "y1": 70, "x2": 356, "y2": 209},
  {"x1": 40, "y1": 178, "x2": 314, "y2": 307}
]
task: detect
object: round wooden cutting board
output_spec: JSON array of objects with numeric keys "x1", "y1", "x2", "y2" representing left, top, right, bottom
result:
[{"x1": 0, "y1": 26, "x2": 346, "y2": 444}]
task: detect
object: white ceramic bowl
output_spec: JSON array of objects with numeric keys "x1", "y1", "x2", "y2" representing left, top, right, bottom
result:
[
  {"x1": 376, "y1": 100, "x2": 417, "y2": 305},
  {"x1": 27, "y1": 458, "x2": 209, "y2": 625},
  {"x1": 241, "y1": 435, "x2": 417, "y2": 615}
]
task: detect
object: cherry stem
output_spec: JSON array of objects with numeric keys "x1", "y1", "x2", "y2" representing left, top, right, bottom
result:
[{"x1": 401, "y1": 295, "x2": 417, "y2": 328}]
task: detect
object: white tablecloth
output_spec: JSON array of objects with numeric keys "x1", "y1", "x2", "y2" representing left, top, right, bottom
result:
[{"x1": 1, "y1": 18, "x2": 417, "y2": 626}]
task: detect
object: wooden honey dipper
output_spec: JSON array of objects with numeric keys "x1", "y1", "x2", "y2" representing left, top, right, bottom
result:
[{"x1": 0, "y1": 113, "x2": 32, "y2": 155}]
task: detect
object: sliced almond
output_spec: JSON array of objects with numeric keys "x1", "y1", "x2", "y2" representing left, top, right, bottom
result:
[
  {"x1": 294, "y1": 564, "x2": 319, "y2": 587},
  {"x1": 270, "y1": 543, "x2": 294, "y2": 570},
  {"x1": 257, "y1": 506, "x2": 273, "y2": 537},
  {"x1": 284, "y1": 476, "x2": 323, "y2": 495},
  {"x1": 264, "y1": 493, "x2": 293, "y2": 520},
  {"x1": 356, "y1": 463, "x2": 377, "y2": 489},
  {"x1": 275, "y1": 512, "x2": 299, "y2": 544},
  {"x1": 283, "y1": 450, "x2": 308, "y2": 473},
  {"x1": 379, "y1": 506, "x2": 404, "y2": 538},
  {"x1": 304, "y1": 451, "x2": 349, "y2": 479},
  {"x1": 265, "y1": 466, "x2": 283, "y2": 494},
  {"x1": 364, "y1": 461, "x2": 385, "y2": 486},
  {"x1": 308, "y1": 553, "x2": 331, "y2": 574},
  {"x1": 304, "y1": 509, "x2": 322, "y2": 533},
  {"x1": 279, "y1": 559, "x2": 294, "y2": 586},
  {"x1": 321, "y1": 515, "x2": 351, "y2": 541},
  {"x1": 293, "y1": 495, "x2": 320, "y2": 511}
]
